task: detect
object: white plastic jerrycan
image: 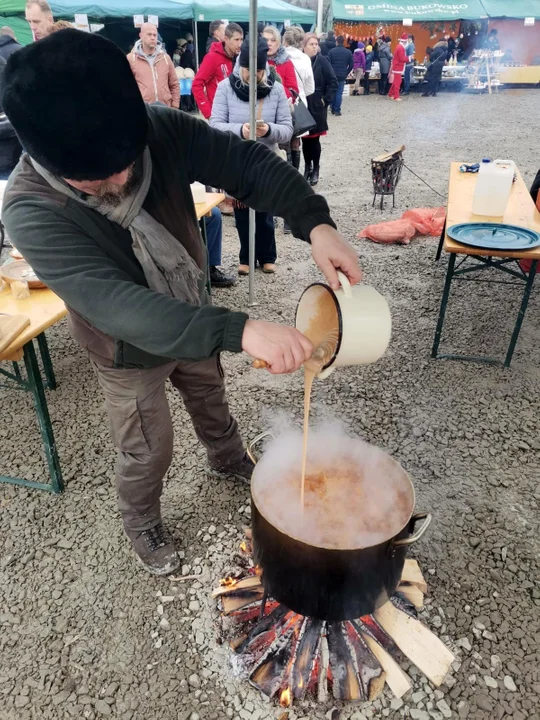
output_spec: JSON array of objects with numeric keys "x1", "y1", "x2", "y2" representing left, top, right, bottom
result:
[
  {"x1": 296, "y1": 272, "x2": 392, "y2": 379},
  {"x1": 472, "y1": 158, "x2": 515, "y2": 217}
]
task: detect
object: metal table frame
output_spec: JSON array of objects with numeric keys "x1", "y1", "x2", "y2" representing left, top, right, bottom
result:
[
  {"x1": 431, "y1": 250, "x2": 538, "y2": 367},
  {"x1": 0, "y1": 332, "x2": 64, "y2": 493}
]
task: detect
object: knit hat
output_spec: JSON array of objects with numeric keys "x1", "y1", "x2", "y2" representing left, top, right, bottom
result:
[
  {"x1": 239, "y1": 37, "x2": 268, "y2": 71},
  {"x1": 2, "y1": 29, "x2": 148, "y2": 181}
]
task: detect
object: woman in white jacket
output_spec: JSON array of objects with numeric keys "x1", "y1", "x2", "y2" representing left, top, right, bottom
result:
[
  {"x1": 281, "y1": 25, "x2": 315, "y2": 233},
  {"x1": 283, "y1": 26, "x2": 315, "y2": 104}
]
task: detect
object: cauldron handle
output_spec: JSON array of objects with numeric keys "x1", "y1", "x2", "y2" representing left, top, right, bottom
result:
[
  {"x1": 392, "y1": 512, "x2": 432, "y2": 548},
  {"x1": 246, "y1": 431, "x2": 275, "y2": 464}
]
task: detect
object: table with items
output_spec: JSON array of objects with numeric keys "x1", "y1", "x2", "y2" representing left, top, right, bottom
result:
[{"x1": 432, "y1": 162, "x2": 540, "y2": 367}]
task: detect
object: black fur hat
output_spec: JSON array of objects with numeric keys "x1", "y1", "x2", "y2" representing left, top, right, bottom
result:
[{"x1": 2, "y1": 29, "x2": 148, "y2": 180}]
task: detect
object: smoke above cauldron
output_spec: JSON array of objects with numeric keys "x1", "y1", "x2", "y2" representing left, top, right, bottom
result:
[{"x1": 251, "y1": 418, "x2": 414, "y2": 550}]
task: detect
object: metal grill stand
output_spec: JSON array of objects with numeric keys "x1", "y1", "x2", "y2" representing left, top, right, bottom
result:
[{"x1": 371, "y1": 146, "x2": 405, "y2": 210}]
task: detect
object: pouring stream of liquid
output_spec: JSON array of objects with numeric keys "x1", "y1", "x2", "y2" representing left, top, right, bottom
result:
[{"x1": 300, "y1": 334, "x2": 338, "y2": 519}]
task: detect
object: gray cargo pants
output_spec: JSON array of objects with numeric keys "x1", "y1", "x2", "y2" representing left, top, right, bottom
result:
[{"x1": 91, "y1": 356, "x2": 245, "y2": 532}]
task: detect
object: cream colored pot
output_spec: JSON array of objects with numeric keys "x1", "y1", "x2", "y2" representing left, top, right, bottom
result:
[{"x1": 296, "y1": 272, "x2": 391, "y2": 379}]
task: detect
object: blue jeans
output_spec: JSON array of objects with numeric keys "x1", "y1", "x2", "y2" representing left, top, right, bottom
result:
[
  {"x1": 204, "y1": 206, "x2": 222, "y2": 266},
  {"x1": 403, "y1": 64, "x2": 413, "y2": 93},
  {"x1": 331, "y1": 80, "x2": 346, "y2": 114}
]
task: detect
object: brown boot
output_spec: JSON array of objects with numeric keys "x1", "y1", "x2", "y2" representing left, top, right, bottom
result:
[
  {"x1": 125, "y1": 522, "x2": 180, "y2": 576},
  {"x1": 208, "y1": 453, "x2": 255, "y2": 484}
]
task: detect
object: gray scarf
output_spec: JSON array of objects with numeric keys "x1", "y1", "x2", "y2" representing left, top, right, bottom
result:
[{"x1": 31, "y1": 148, "x2": 202, "y2": 305}]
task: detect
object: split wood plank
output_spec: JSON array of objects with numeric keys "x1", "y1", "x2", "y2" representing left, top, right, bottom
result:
[
  {"x1": 222, "y1": 589, "x2": 265, "y2": 614},
  {"x1": 401, "y1": 559, "x2": 428, "y2": 594},
  {"x1": 374, "y1": 602, "x2": 455, "y2": 687},
  {"x1": 362, "y1": 633, "x2": 412, "y2": 698},
  {"x1": 212, "y1": 575, "x2": 262, "y2": 598},
  {"x1": 368, "y1": 670, "x2": 387, "y2": 701},
  {"x1": 372, "y1": 144, "x2": 406, "y2": 163},
  {"x1": 397, "y1": 583, "x2": 424, "y2": 609}
]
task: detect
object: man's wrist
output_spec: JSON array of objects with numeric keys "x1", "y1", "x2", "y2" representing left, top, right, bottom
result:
[{"x1": 310, "y1": 224, "x2": 335, "y2": 243}]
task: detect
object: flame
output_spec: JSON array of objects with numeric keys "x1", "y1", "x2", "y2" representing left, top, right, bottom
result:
[
  {"x1": 254, "y1": 565, "x2": 263, "y2": 576},
  {"x1": 239, "y1": 541, "x2": 248, "y2": 553},
  {"x1": 220, "y1": 576, "x2": 237, "y2": 588},
  {"x1": 279, "y1": 687, "x2": 291, "y2": 708}
]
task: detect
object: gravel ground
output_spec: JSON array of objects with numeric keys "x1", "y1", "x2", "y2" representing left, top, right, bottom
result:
[{"x1": 1, "y1": 89, "x2": 539, "y2": 720}]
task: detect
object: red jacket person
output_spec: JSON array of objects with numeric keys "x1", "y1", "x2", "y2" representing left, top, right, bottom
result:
[
  {"x1": 2, "y1": 30, "x2": 361, "y2": 576},
  {"x1": 192, "y1": 23, "x2": 244, "y2": 119}
]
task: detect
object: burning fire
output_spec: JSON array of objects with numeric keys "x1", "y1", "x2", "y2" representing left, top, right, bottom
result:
[
  {"x1": 240, "y1": 541, "x2": 248, "y2": 553},
  {"x1": 279, "y1": 688, "x2": 291, "y2": 708},
  {"x1": 220, "y1": 576, "x2": 237, "y2": 588}
]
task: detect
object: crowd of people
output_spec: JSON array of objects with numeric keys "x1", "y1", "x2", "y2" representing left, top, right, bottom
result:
[
  {"x1": 0, "y1": 9, "x2": 466, "y2": 279},
  {"x1": 0, "y1": 6, "x2": 508, "y2": 281}
]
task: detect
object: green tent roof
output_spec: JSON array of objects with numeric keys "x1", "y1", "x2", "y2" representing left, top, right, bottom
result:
[
  {"x1": 190, "y1": 0, "x2": 315, "y2": 22},
  {"x1": 331, "y1": 0, "x2": 487, "y2": 21},
  {"x1": 50, "y1": 0, "x2": 314, "y2": 22},
  {"x1": 479, "y1": 0, "x2": 539, "y2": 18},
  {"x1": 51, "y1": 0, "x2": 193, "y2": 19},
  {"x1": 1, "y1": 1, "x2": 26, "y2": 12},
  {"x1": 0, "y1": 14, "x2": 34, "y2": 44}
]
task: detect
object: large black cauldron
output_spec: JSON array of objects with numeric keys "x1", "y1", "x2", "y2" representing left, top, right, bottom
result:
[{"x1": 248, "y1": 432, "x2": 431, "y2": 622}]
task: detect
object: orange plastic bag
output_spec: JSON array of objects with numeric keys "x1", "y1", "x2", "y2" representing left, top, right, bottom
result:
[
  {"x1": 358, "y1": 219, "x2": 416, "y2": 245},
  {"x1": 402, "y1": 207, "x2": 446, "y2": 236}
]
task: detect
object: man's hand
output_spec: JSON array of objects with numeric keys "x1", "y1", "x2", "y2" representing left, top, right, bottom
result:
[
  {"x1": 310, "y1": 224, "x2": 363, "y2": 290},
  {"x1": 242, "y1": 319, "x2": 313, "y2": 374},
  {"x1": 242, "y1": 123, "x2": 250, "y2": 139}
]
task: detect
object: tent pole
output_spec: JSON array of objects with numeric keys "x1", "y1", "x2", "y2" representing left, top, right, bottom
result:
[
  {"x1": 193, "y1": 18, "x2": 199, "y2": 70},
  {"x1": 316, "y1": 0, "x2": 324, "y2": 33},
  {"x1": 248, "y1": 0, "x2": 257, "y2": 306}
]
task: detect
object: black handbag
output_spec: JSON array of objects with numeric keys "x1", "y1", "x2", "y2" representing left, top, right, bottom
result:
[{"x1": 290, "y1": 89, "x2": 316, "y2": 137}]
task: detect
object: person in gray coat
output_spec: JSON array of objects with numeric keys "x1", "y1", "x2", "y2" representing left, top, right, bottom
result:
[
  {"x1": 377, "y1": 37, "x2": 393, "y2": 95},
  {"x1": 211, "y1": 37, "x2": 293, "y2": 275}
]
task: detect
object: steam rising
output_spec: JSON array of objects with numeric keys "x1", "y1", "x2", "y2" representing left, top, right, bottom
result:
[{"x1": 251, "y1": 421, "x2": 413, "y2": 550}]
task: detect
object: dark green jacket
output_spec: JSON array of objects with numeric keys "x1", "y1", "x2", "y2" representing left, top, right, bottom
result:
[{"x1": 2, "y1": 105, "x2": 335, "y2": 369}]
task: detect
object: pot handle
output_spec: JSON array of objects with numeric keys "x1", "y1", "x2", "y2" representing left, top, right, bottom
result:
[
  {"x1": 392, "y1": 512, "x2": 432, "y2": 548},
  {"x1": 246, "y1": 431, "x2": 275, "y2": 464},
  {"x1": 336, "y1": 271, "x2": 353, "y2": 299}
]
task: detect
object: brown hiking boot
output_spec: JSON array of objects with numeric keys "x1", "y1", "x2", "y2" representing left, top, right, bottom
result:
[
  {"x1": 208, "y1": 453, "x2": 255, "y2": 484},
  {"x1": 126, "y1": 522, "x2": 180, "y2": 576}
]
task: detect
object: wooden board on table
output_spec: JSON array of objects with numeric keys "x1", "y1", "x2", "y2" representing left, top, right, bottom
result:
[
  {"x1": 0, "y1": 314, "x2": 30, "y2": 354},
  {"x1": 374, "y1": 602, "x2": 455, "y2": 687},
  {"x1": 362, "y1": 633, "x2": 412, "y2": 698},
  {"x1": 194, "y1": 192, "x2": 225, "y2": 221},
  {"x1": 0, "y1": 287, "x2": 66, "y2": 360}
]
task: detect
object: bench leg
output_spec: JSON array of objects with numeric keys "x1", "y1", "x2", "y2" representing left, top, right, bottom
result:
[
  {"x1": 23, "y1": 340, "x2": 64, "y2": 493},
  {"x1": 431, "y1": 253, "x2": 456, "y2": 358},
  {"x1": 37, "y1": 332, "x2": 57, "y2": 390},
  {"x1": 504, "y1": 260, "x2": 537, "y2": 368}
]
